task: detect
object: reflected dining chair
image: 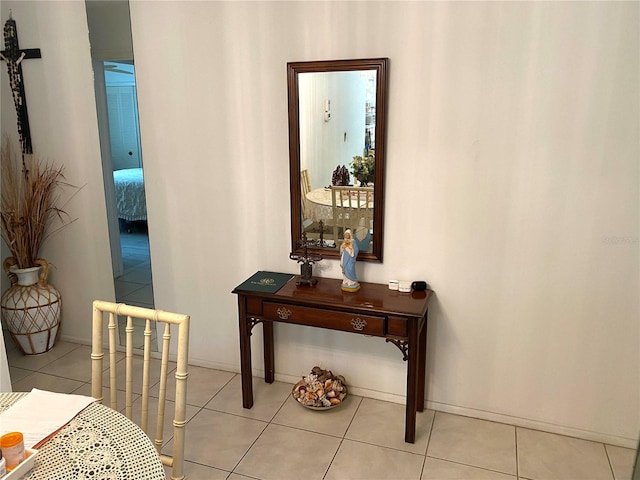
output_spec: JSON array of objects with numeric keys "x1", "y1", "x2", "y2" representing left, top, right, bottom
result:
[
  {"x1": 301, "y1": 168, "x2": 312, "y2": 219},
  {"x1": 91, "y1": 300, "x2": 190, "y2": 480},
  {"x1": 330, "y1": 185, "x2": 374, "y2": 243}
]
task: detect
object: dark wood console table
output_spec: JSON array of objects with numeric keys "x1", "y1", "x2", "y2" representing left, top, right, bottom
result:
[{"x1": 232, "y1": 273, "x2": 434, "y2": 443}]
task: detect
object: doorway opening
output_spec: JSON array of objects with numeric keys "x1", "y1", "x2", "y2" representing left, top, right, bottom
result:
[
  {"x1": 103, "y1": 60, "x2": 156, "y2": 349},
  {"x1": 85, "y1": 0, "x2": 156, "y2": 349},
  {"x1": 104, "y1": 61, "x2": 154, "y2": 308}
]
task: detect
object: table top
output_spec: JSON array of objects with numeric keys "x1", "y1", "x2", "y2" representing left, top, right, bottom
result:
[
  {"x1": 235, "y1": 275, "x2": 433, "y2": 318},
  {"x1": 0, "y1": 392, "x2": 166, "y2": 480}
]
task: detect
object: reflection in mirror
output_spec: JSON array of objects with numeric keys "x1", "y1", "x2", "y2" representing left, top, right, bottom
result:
[{"x1": 288, "y1": 58, "x2": 388, "y2": 262}]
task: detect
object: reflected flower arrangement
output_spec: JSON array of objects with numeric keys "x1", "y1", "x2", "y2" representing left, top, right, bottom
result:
[{"x1": 351, "y1": 154, "x2": 374, "y2": 186}]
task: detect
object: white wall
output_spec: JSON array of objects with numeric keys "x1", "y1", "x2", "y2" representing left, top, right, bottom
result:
[
  {"x1": 299, "y1": 71, "x2": 367, "y2": 188},
  {"x1": 85, "y1": 0, "x2": 133, "y2": 61},
  {"x1": 1, "y1": 1, "x2": 637, "y2": 448},
  {"x1": 0, "y1": 2, "x2": 115, "y2": 350}
]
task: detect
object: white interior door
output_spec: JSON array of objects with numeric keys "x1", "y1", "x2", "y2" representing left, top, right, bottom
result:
[{"x1": 106, "y1": 85, "x2": 142, "y2": 171}]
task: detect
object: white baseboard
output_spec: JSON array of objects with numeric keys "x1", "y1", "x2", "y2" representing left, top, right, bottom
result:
[
  {"x1": 59, "y1": 335, "x2": 89, "y2": 346},
  {"x1": 268, "y1": 369, "x2": 638, "y2": 449},
  {"x1": 186, "y1": 357, "x2": 241, "y2": 374}
]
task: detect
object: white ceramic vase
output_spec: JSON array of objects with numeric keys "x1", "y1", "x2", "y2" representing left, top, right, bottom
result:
[{"x1": 1, "y1": 258, "x2": 62, "y2": 355}]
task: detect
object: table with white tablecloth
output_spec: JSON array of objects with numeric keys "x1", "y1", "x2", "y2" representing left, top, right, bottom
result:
[
  {"x1": 305, "y1": 187, "x2": 374, "y2": 222},
  {"x1": 0, "y1": 392, "x2": 166, "y2": 480},
  {"x1": 304, "y1": 187, "x2": 374, "y2": 250}
]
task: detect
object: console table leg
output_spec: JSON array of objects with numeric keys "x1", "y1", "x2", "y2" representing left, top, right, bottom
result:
[
  {"x1": 417, "y1": 312, "x2": 428, "y2": 412},
  {"x1": 405, "y1": 318, "x2": 418, "y2": 443},
  {"x1": 238, "y1": 297, "x2": 254, "y2": 409},
  {"x1": 263, "y1": 320, "x2": 275, "y2": 383}
]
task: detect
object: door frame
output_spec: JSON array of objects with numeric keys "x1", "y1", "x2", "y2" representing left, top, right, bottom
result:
[{"x1": 92, "y1": 59, "x2": 123, "y2": 278}]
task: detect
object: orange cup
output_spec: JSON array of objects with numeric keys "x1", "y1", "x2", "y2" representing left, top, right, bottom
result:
[{"x1": 0, "y1": 432, "x2": 25, "y2": 470}]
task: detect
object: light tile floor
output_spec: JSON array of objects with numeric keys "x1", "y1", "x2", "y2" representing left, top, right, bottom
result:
[
  {"x1": 4, "y1": 339, "x2": 636, "y2": 480},
  {"x1": 7, "y1": 226, "x2": 636, "y2": 479},
  {"x1": 114, "y1": 220, "x2": 153, "y2": 309},
  {"x1": 113, "y1": 222, "x2": 158, "y2": 348}
]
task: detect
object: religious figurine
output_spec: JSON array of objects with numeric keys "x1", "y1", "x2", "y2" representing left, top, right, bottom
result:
[
  {"x1": 340, "y1": 229, "x2": 360, "y2": 292},
  {"x1": 354, "y1": 217, "x2": 371, "y2": 252},
  {"x1": 318, "y1": 220, "x2": 326, "y2": 247}
]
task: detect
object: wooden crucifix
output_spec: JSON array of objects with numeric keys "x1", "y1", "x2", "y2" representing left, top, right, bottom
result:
[{"x1": 0, "y1": 13, "x2": 41, "y2": 155}]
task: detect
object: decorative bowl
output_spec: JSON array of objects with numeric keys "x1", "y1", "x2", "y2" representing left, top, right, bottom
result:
[{"x1": 291, "y1": 366, "x2": 348, "y2": 410}]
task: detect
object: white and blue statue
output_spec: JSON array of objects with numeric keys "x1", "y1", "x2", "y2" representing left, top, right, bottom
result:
[
  {"x1": 340, "y1": 229, "x2": 360, "y2": 292},
  {"x1": 354, "y1": 217, "x2": 372, "y2": 252}
]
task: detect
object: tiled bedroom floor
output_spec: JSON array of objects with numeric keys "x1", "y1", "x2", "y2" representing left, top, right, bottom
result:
[
  {"x1": 114, "y1": 221, "x2": 154, "y2": 309},
  {"x1": 5, "y1": 340, "x2": 636, "y2": 480}
]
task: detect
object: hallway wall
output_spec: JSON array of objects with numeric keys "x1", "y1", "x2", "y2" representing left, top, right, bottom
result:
[{"x1": 0, "y1": 1, "x2": 637, "y2": 447}]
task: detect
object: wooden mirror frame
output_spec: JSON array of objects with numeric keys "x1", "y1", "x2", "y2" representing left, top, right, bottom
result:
[{"x1": 287, "y1": 58, "x2": 388, "y2": 262}]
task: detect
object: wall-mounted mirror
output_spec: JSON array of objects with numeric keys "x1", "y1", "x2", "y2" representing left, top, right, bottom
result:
[{"x1": 288, "y1": 58, "x2": 388, "y2": 262}]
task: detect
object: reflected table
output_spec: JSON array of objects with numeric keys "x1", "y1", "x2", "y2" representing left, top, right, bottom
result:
[
  {"x1": 0, "y1": 392, "x2": 166, "y2": 480},
  {"x1": 305, "y1": 187, "x2": 374, "y2": 250},
  {"x1": 304, "y1": 187, "x2": 374, "y2": 224},
  {"x1": 305, "y1": 188, "x2": 334, "y2": 223}
]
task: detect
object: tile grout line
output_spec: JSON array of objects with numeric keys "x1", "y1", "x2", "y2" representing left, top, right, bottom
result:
[
  {"x1": 321, "y1": 395, "x2": 365, "y2": 480},
  {"x1": 419, "y1": 408, "x2": 437, "y2": 478},
  {"x1": 228, "y1": 414, "x2": 272, "y2": 475},
  {"x1": 603, "y1": 443, "x2": 618, "y2": 480}
]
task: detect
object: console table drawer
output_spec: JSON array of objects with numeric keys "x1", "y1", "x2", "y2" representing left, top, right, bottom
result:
[
  {"x1": 387, "y1": 316, "x2": 408, "y2": 337},
  {"x1": 263, "y1": 302, "x2": 385, "y2": 336}
]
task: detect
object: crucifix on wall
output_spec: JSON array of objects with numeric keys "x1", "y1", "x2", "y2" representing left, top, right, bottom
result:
[{"x1": 0, "y1": 12, "x2": 41, "y2": 156}]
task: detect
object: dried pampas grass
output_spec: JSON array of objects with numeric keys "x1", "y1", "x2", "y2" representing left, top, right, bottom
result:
[{"x1": 1, "y1": 137, "x2": 75, "y2": 269}]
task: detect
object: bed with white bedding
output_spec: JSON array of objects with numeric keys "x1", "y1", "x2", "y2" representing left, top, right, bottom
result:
[{"x1": 113, "y1": 168, "x2": 147, "y2": 221}]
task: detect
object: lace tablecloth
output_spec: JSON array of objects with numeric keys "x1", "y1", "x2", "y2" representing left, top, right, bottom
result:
[
  {"x1": 0, "y1": 392, "x2": 165, "y2": 480},
  {"x1": 305, "y1": 188, "x2": 374, "y2": 226},
  {"x1": 305, "y1": 188, "x2": 335, "y2": 223}
]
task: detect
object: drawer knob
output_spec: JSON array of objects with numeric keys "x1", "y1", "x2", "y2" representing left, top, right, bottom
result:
[
  {"x1": 277, "y1": 307, "x2": 292, "y2": 320},
  {"x1": 350, "y1": 317, "x2": 367, "y2": 331}
]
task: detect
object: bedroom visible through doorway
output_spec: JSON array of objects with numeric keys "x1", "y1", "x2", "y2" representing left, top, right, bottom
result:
[
  {"x1": 104, "y1": 61, "x2": 153, "y2": 306},
  {"x1": 86, "y1": 0, "x2": 155, "y2": 349},
  {"x1": 103, "y1": 61, "x2": 156, "y2": 348}
]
